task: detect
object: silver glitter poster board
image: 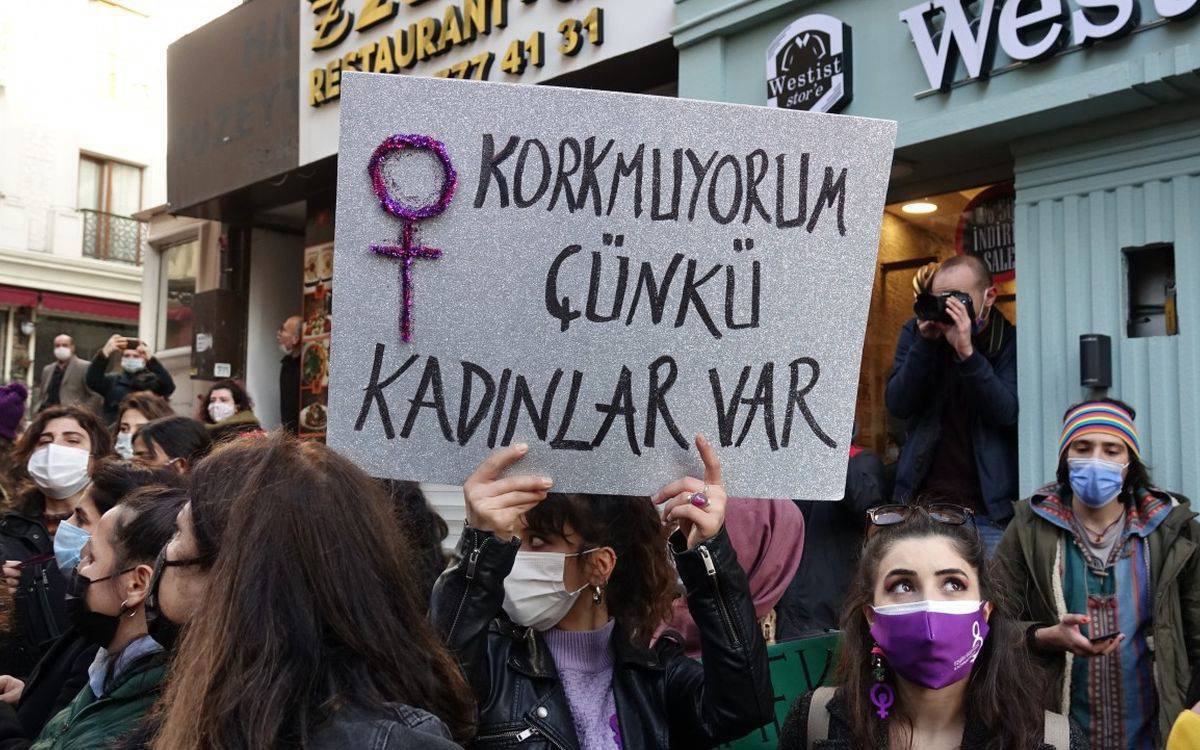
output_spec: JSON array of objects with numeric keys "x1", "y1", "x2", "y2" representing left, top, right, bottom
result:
[{"x1": 329, "y1": 73, "x2": 896, "y2": 500}]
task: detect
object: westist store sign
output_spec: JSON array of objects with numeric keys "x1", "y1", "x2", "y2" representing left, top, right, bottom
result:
[
  {"x1": 765, "y1": 14, "x2": 852, "y2": 114},
  {"x1": 900, "y1": 0, "x2": 1200, "y2": 92},
  {"x1": 299, "y1": 0, "x2": 672, "y2": 165}
]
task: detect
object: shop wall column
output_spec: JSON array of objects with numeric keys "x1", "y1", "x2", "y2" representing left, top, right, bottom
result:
[
  {"x1": 246, "y1": 228, "x2": 304, "y2": 431},
  {"x1": 1013, "y1": 106, "x2": 1200, "y2": 501}
]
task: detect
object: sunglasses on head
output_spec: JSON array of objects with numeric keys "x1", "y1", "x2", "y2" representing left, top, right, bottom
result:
[{"x1": 866, "y1": 503, "x2": 976, "y2": 531}]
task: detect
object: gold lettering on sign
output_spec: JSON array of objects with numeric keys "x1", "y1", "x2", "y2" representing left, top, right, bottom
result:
[
  {"x1": 356, "y1": 0, "x2": 398, "y2": 32},
  {"x1": 306, "y1": 0, "x2": 607, "y2": 107},
  {"x1": 309, "y1": 0, "x2": 354, "y2": 51}
]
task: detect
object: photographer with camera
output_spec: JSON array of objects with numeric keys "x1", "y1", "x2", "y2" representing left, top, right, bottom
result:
[
  {"x1": 885, "y1": 255, "x2": 1017, "y2": 554},
  {"x1": 86, "y1": 335, "x2": 176, "y2": 427}
]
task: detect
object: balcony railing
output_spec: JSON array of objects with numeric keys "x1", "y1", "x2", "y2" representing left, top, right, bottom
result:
[{"x1": 80, "y1": 208, "x2": 145, "y2": 265}]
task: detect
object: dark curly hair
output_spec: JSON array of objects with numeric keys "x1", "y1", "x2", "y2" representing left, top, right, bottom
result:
[
  {"x1": 523, "y1": 493, "x2": 680, "y2": 648},
  {"x1": 200, "y1": 379, "x2": 254, "y2": 424},
  {"x1": 834, "y1": 508, "x2": 1046, "y2": 750}
]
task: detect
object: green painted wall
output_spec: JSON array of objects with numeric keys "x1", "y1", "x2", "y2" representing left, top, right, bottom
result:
[{"x1": 675, "y1": 0, "x2": 1200, "y2": 500}]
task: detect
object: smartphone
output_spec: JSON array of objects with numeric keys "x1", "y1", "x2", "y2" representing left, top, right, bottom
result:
[
  {"x1": 122, "y1": 337, "x2": 142, "y2": 349},
  {"x1": 1089, "y1": 631, "x2": 1121, "y2": 644}
]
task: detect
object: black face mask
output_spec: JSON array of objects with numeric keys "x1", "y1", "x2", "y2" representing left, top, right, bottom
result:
[
  {"x1": 145, "y1": 547, "x2": 208, "y2": 651},
  {"x1": 67, "y1": 566, "x2": 135, "y2": 646}
]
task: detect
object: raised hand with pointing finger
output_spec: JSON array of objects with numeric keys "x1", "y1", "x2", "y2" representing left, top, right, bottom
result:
[{"x1": 654, "y1": 434, "x2": 727, "y2": 549}]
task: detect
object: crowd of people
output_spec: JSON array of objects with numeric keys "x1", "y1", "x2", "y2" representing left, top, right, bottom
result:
[{"x1": 0, "y1": 261, "x2": 1194, "y2": 749}]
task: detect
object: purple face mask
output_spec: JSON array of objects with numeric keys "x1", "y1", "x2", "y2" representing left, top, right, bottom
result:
[{"x1": 869, "y1": 599, "x2": 989, "y2": 690}]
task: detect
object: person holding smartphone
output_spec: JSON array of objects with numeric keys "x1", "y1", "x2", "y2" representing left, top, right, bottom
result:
[
  {"x1": 994, "y1": 399, "x2": 1200, "y2": 749},
  {"x1": 86, "y1": 335, "x2": 176, "y2": 426}
]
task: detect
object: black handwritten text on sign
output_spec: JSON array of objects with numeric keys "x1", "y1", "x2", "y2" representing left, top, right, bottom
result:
[{"x1": 329, "y1": 74, "x2": 896, "y2": 498}]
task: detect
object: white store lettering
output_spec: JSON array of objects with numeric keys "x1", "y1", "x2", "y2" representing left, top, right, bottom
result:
[{"x1": 900, "y1": 0, "x2": 1200, "y2": 91}]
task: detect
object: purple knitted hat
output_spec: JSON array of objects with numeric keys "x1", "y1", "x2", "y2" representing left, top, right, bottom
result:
[{"x1": 0, "y1": 382, "x2": 29, "y2": 441}]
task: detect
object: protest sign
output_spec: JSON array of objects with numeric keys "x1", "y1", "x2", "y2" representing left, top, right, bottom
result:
[{"x1": 328, "y1": 73, "x2": 896, "y2": 498}]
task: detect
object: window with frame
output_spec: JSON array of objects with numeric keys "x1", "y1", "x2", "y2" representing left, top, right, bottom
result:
[
  {"x1": 161, "y1": 238, "x2": 200, "y2": 351},
  {"x1": 77, "y1": 155, "x2": 146, "y2": 264}
]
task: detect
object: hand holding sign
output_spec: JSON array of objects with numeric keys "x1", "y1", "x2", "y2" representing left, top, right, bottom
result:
[
  {"x1": 655, "y1": 435, "x2": 727, "y2": 550},
  {"x1": 463, "y1": 443, "x2": 553, "y2": 539}
]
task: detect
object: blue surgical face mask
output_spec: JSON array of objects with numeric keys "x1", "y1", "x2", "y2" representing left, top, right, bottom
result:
[
  {"x1": 1068, "y1": 457, "x2": 1127, "y2": 508},
  {"x1": 114, "y1": 432, "x2": 134, "y2": 460},
  {"x1": 54, "y1": 518, "x2": 90, "y2": 573}
]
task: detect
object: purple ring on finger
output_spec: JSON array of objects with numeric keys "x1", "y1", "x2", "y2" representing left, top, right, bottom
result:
[{"x1": 690, "y1": 492, "x2": 710, "y2": 509}]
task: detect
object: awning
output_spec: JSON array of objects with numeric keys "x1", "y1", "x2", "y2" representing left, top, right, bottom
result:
[
  {"x1": 0, "y1": 285, "x2": 38, "y2": 308},
  {"x1": 40, "y1": 292, "x2": 138, "y2": 321},
  {"x1": 0, "y1": 284, "x2": 139, "y2": 321}
]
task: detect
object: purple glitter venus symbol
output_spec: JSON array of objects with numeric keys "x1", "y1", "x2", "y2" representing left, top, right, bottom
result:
[{"x1": 367, "y1": 133, "x2": 457, "y2": 343}]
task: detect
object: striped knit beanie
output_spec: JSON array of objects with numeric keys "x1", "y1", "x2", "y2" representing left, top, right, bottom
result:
[{"x1": 1058, "y1": 401, "x2": 1140, "y2": 459}]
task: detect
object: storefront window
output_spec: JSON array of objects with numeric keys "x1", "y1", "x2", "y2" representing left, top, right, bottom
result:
[
  {"x1": 163, "y1": 238, "x2": 199, "y2": 350},
  {"x1": 856, "y1": 183, "x2": 1016, "y2": 462},
  {"x1": 33, "y1": 317, "x2": 135, "y2": 377}
]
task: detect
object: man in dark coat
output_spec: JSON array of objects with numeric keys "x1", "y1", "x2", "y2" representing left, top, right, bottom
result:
[
  {"x1": 885, "y1": 255, "x2": 1017, "y2": 553},
  {"x1": 86, "y1": 334, "x2": 175, "y2": 426}
]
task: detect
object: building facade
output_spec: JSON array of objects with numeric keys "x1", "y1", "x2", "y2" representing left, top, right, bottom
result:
[
  {"x1": 675, "y1": 0, "x2": 1200, "y2": 500},
  {"x1": 0, "y1": 0, "x2": 237, "y2": 413},
  {"x1": 158, "y1": 0, "x2": 679, "y2": 544}
]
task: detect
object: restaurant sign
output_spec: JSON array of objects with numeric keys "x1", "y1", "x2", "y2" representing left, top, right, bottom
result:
[{"x1": 299, "y1": 0, "x2": 673, "y2": 165}]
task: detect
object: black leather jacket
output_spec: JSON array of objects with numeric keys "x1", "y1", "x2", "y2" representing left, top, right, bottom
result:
[{"x1": 430, "y1": 525, "x2": 773, "y2": 749}]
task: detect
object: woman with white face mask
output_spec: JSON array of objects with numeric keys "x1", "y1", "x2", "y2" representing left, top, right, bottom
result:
[
  {"x1": 994, "y1": 399, "x2": 1200, "y2": 748},
  {"x1": 197, "y1": 380, "x2": 261, "y2": 444},
  {"x1": 430, "y1": 435, "x2": 773, "y2": 749},
  {"x1": 0, "y1": 407, "x2": 112, "y2": 679},
  {"x1": 0, "y1": 461, "x2": 181, "y2": 738}
]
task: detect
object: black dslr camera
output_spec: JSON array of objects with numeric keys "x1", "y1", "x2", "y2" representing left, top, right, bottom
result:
[{"x1": 914, "y1": 291, "x2": 976, "y2": 326}]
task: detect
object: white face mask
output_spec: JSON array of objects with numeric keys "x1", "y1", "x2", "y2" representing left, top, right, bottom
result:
[
  {"x1": 26, "y1": 444, "x2": 92, "y2": 500},
  {"x1": 502, "y1": 549, "x2": 597, "y2": 631},
  {"x1": 121, "y1": 357, "x2": 145, "y2": 374},
  {"x1": 278, "y1": 343, "x2": 295, "y2": 356},
  {"x1": 114, "y1": 432, "x2": 134, "y2": 459},
  {"x1": 208, "y1": 401, "x2": 237, "y2": 423},
  {"x1": 53, "y1": 346, "x2": 72, "y2": 362}
]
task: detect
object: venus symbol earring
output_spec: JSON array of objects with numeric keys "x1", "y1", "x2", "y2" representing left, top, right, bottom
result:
[{"x1": 869, "y1": 644, "x2": 894, "y2": 720}]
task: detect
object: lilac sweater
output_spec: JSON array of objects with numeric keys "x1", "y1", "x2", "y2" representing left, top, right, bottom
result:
[{"x1": 542, "y1": 620, "x2": 623, "y2": 750}]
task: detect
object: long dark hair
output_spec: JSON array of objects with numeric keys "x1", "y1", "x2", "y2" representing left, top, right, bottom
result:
[
  {"x1": 382, "y1": 479, "x2": 449, "y2": 608},
  {"x1": 836, "y1": 511, "x2": 1045, "y2": 750},
  {"x1": 136, "y1": 416, "x2": 213, "y2": 467},
  {"x1": 1054, "y1": 398, "x2": 1152, "y2": 501},
  {"x1": 150, "y1": 432, "x2": 474, "y2": 748},
  {"x1": 110, "y1": 487, "x2": 187, "y2": 571},
  {"x1": 88, "y1": 459, "x2": 184, "y2": 517},
  {"x1": 200, "y1": 379, "x2": 253, "y2": 424},
  {"x1": 9, "y1": 406, "x2": 113, "y2": 517},
  {"x1": 523, "y1": 493, "x2": 679, "y2": 648}
]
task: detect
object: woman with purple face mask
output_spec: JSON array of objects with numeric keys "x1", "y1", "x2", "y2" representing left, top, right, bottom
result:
[
  {"x1": 994, "y1": 399, "x2": 1200, "y2": 749},
  {"x1": 779, "y1": 505, "x2": 1083, "y2": 750}
]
